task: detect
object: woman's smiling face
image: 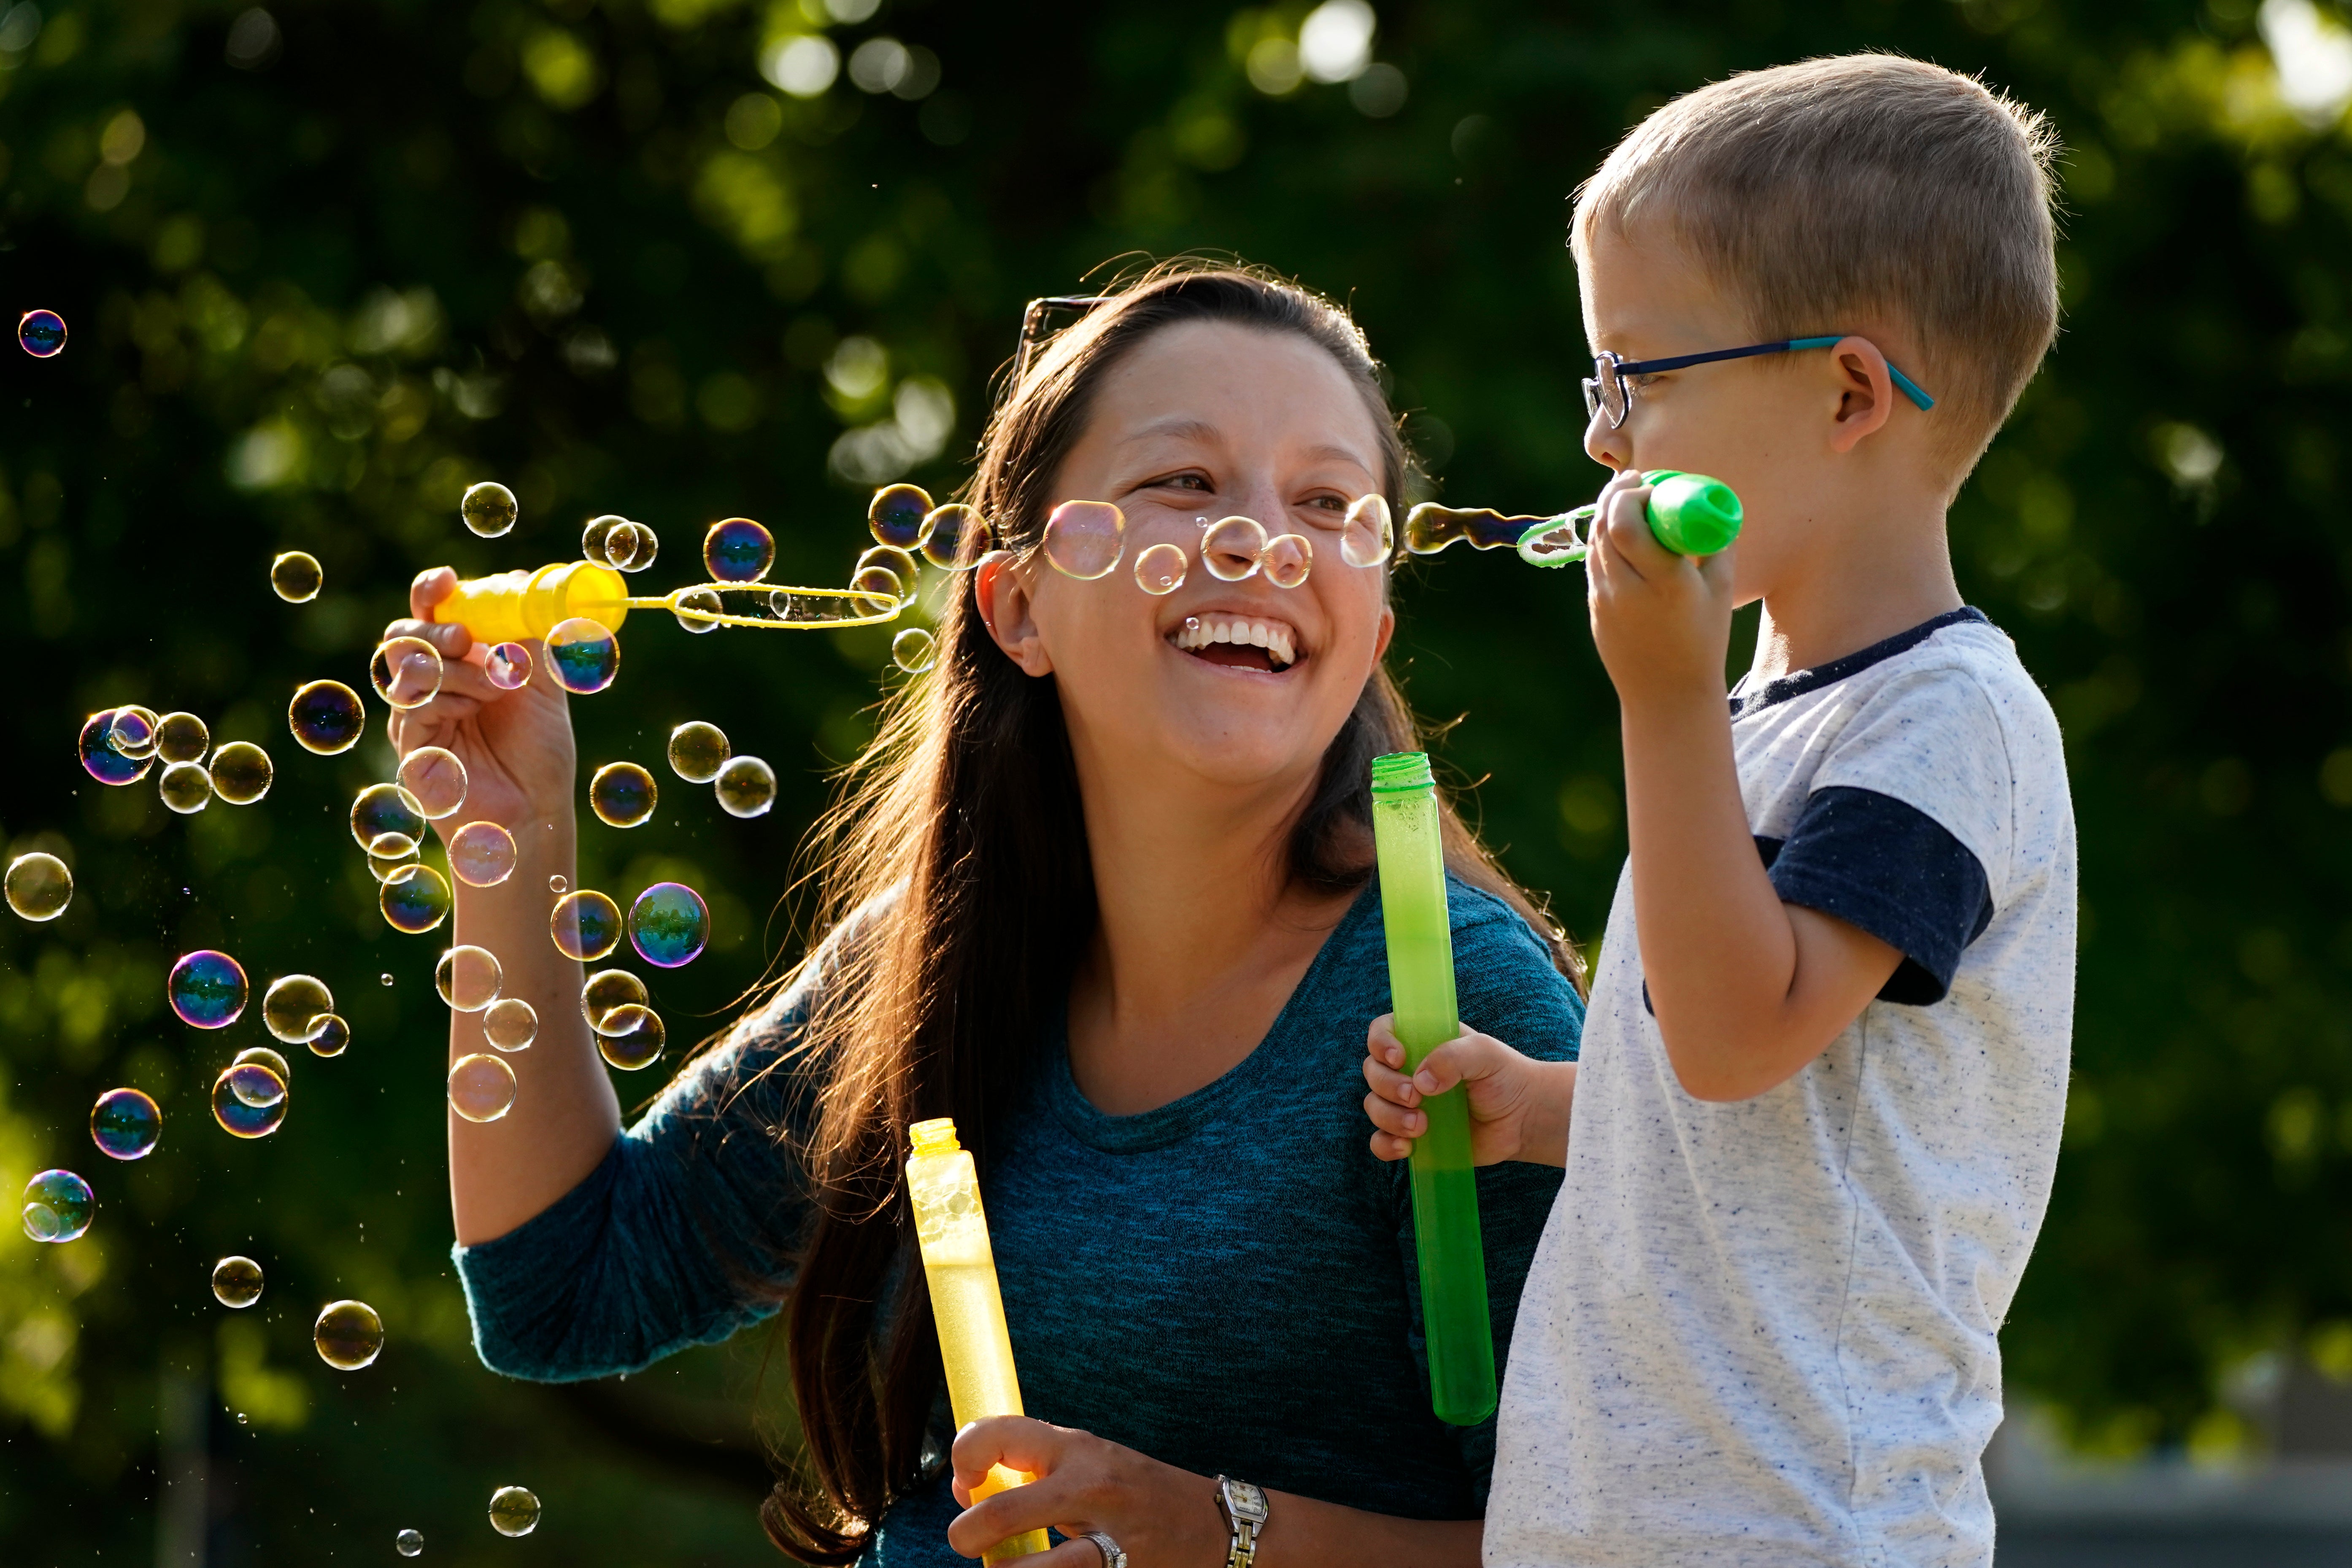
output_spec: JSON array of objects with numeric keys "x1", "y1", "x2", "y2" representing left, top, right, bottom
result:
[{"x1": 980, "y1": 318, "x2": 1395, "y2": 794}]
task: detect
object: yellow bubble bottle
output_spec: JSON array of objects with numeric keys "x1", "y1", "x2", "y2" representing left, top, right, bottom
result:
[
  {"x1": 429, "y1": 561, "x2": 631, "y2": 643},
  {"x1": 905, "y1": 1117, "x2": 1049, "y2": 1565}
]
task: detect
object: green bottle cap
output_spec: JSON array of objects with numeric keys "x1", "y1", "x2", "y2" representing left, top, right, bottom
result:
[
  {"x1": 1371, "y1": 751, "x2": 1435, "y2": 793},
  {"x1": 1644, "y1": 471, "x2": 1742, "y2": 556}
]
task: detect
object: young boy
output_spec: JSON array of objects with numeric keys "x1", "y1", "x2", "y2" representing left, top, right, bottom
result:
[{"x1": 1363, "y1": 56, "x2": 2074, "y2": 1566}]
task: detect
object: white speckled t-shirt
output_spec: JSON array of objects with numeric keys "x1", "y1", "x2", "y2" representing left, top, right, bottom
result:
[{"x1": 1487, "y1": 610, "x2": 2076, "y2": 1568}]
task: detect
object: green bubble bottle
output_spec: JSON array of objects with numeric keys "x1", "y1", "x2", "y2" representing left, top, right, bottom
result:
[
  {"x1": 1514, "y1": 470, "x2": 1743, "y2": 567},
  {"x1": 905, "y1": 1117, "x2": 1050, "y2": 1565},
  {"x1": 1369, "y1": 751, "x2": 1496, "y2": 1426}
]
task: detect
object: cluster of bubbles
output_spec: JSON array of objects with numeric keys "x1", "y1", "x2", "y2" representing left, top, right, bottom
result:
[
  {"x1": 1038, "y1": 494, "x2": 1395, "y2": 592},
  {"x1": 214, "y1": 1046, "x2": 291, "y2": 1139},
  {"x1": 665, "y1": 719, "x2": 776, "y2": 820},
  {"x1": 74, "y1": 703, "x2": 274, "y2": 815},
  {"x1": 583, "y1": 513, "x2": 659, "y2": 573}
]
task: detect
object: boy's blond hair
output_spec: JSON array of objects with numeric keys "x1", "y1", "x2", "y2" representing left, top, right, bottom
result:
[{"x1": 1572, "y1": 54, "x2": 2060, "y2": 477}]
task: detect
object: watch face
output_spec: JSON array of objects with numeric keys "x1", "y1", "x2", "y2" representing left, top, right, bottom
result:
[{"x1": 1226, "y1": 1480, "x2": 1268, "y2": 1521}]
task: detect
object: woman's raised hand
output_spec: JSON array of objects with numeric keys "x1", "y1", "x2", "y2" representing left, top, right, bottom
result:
[
  {"x1": 947, "y1": 1417, "x2": 1226, "y2": 1567},
  {"x1": 381, "y1": 567, "x2": 578, "y2": 837}
]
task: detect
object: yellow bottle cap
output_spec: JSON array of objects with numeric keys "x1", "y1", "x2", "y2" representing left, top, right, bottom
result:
[{"x1": 910, "y1": 1117, "x2": 960, "y2": 1155}]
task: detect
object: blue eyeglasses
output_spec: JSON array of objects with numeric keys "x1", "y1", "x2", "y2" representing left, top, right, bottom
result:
[{"x1": 1583, "y1": 337, "x2": 1936, "y2": 429}]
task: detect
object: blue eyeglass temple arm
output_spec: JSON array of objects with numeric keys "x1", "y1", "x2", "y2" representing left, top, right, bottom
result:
[{"x1": 1616, "y1": 336, "x2": 1936, "y2": 411}]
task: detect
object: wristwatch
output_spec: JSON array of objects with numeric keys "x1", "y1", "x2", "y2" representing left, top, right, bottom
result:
[{"x1": 1215, "y1": 1475, "x2": 1269, "y2": 1568}]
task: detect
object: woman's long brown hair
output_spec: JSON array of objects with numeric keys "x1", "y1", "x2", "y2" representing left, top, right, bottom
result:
[{"x1": 758, "y1": 260, "x2": 1580, "y2": 1561}]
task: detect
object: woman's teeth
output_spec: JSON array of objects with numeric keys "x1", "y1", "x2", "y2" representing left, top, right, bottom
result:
[{"x1": 1171, "y1": 615, "x2": 1298, "y2": 669}]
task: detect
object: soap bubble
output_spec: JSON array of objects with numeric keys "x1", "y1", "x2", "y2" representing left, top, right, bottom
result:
[
  {"x1": 581, "y1": 969, "x2": 648, "y2": 1032},
  {"x1": 581, "y1": 514, "x2": 624, "y2": 566},
  {"x1": 449, "y1": 1053, "x2": 518, "y2": 1123},
  {"x1": 397, "y1": 1529, "x2": 423, "y2": 1557},
  {"x1": 232, "y1": 1045, "x2": 292, "y2": 1082},
  {"x1": 262, "y1": 974, "x2": 335, "y2": 1044},
  {"x1": 211, "y1": 1256, "x2": 264, "y2": 1308},
  {"x1": 461, "y1": 480, "x2": 518, "y2": 539},
  {"x1": 435, "y1": 945, "x2": 502, "y2": 1012},
  {"x1": 381, "y1": 864, "x2": 453, "y2": 934},
  {"x1": 921, "y1": 503, "x2": 990, "y2": 570},
  {"x1": 80, "y1": 709, "x2": 155, "y2": 785},
  {"x1": 545, "y1": 618, "x2": 619, "y2": 695},
  {"x1": 1403, "y1": 503, "x2": 1534, "y2": 555},
  {"x1": 488, "y1": 1486, "x2": 542, "y2": 1538},
  {"x1": 856, "y1": 544, "x2": 919, "y2": 597},
  {"x1": 714, "y1": 755, "x2": 776, "y2": 818},
  {"x1": 851, "y1": 565, "x2": 904, "y2": 600},
  {"x1": 159, "y1": 760, "x2": 215, "y2": 814},
  {"x1": 156, "y1": 712, "x2": 210, "y2": 764},
  {"x1": 313, "y1": 1299, "x2": 384, "y2": 1370},
  {"x1": 870, "y1": 483, "x2": 933, "y2": 550},
  {"x1": 351, "y1": 783, "x2": 427, "y2": 858},
  {"x1": 551, "y1": 890, "x2": 622, "y2": 962},
  {"x1": 170, "y1": 950, "x2": 248, "y2": 1028},
  {"x1": 667, "y1": 721, "x2": 729, "y2": 783},
  {"x1": 289, "y1": 680, "x2": 366, "y2": 755},
  {"x1": 1133, "y1": 542, "x2": 1187, "y2": 596},
  {"x1": 891, "y1": 627, "x2": 937, "y2": 673},
  {"x1": 589, "y1": 762, "x2": 658, "y2": 828},
  {"x1": 5, "y1": 852, "x2": 72, "y2": 921},
  {"x1": 111, "y1": 706, "x2": 160, "y2": 759},
  {"x1": 22, "y1": 1170, "x2": 92, "y2": 1243},
  {"x1": 672, "y1": 585, "x2": 724, "y2": 634},
  {"x1": 704, "y1": 518, "x2": 775, "y2": 583},
  {"x1": 211, "y1": 1065, "x2": 287, "y2": 1138},
  {"x1": 307, "y1": 1015, "x2": 351, "y2": 1058},
  {"x1": 210, "y1": 741, "x2": 274, "y2": 804},
  {"x1": 603, "y1": 520, "x2": 659, "y2": 572},
  {"x1": 1262, "y1": 532, "x2": 1313, "y2": 589},
  {"x1": 597, "y1": 1005, "x2": 666, "y2": 1071},
  {"x1": 1042, "y1": 500, "x2": 1124, "y2": 580},
  {"x1": 397, "y1": 747, "x2": 469, "y2": 820},
  {"x1": 370, "y1": 636, "x2": 446, "y2": 710},
  {"x1": 1202, "y1": 516, "x2": 1267, "y2": 582},
  {"x1": 627, "y1": 882, "x2": 709, "y2": 969},
  {"x1": 549, "y1": 874, "x2": 568, "y2": 894},
  {"x1": 368, "y1": 842, "x2": 420, "y2": 883},
  {"x1": 484, "y1": 642, "x2": 532, "y2": 690},
  {"x1": 447, "y1": 821, "x2": 518, "y2": 888},
  {"x1": 1340, "y1": 494, "x2": 1394, "y2": 567},
  {"x1": 270, "y1": 551, "x2": 323, "y2": 602},
  {"x1": 18, "y1": 308, "x2": 67, "y2": 358},
  {"x1": 224, "y1": 1061, "x2": 286, "y2": 1109},
  {"x1": 90, "y1": 1088, "x2": 162, "y2": 1160},
  {"x1": 483, "y1": 997, "x2": 539, "y2": 1051}
]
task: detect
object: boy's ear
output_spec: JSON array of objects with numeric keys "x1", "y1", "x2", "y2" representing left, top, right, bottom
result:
[{"x1": 1826, "y1": 335, "x2": 1898, "y2": 454}]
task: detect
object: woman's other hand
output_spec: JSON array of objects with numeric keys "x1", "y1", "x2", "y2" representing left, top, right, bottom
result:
[
  {"x1": 1361, "y1": 1014, "x2": 1575, "y2": 1169},
  {"x1": 947, "y1": 1417, "x2": 1225, "y2": 1567}
]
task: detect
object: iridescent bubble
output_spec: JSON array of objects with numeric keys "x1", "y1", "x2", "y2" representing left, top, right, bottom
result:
[
  {"x1": 855, "y1": 544, "x2": 920, "y2": 600},
  {"x1": 921, "y1": 503, "x2": 990, "y2": 570},
  {"x1": 1202, "y1": 516, "x2": 1268, "y2": 582},
  {"x1": 545, "y1": 618, "x2": 619, "y2": 695},
  {"x1": 581, "y1": 514, "x2": 624, "y2": 566},
  {"x1": 289, "y1": 680, "x2": 366, "y2": 755},
  {"x1": 397, "y1": 1529, "x2": 423, "y2": 1557},
  {"x1": 449, "y1": 1053, "x2": 518, "y2": 1123},
  {"x1": 1134, "y1": 542, "x2": 1187, "y2": 596},
  {"x1": 397, "y1": 747, "x2": 468, "y2": 820},
  {"x1": 461, "y1": 480, "x2": 518, "y2": 539},
  {"x1": 155, "y1": 712, "x2": 210, "y2": 765},
  {"x1": 1402, "y1": 503, "x2": 1541, "y2": 555},
  {"x1": 21, "y1": 1170, "x2": 92, "y2": 1243},
  {"x1": 1340, "y1": 494, "x2": 1394, "y2": 568},
  {"x1": 1042, "y1": 500, "x2": 1124, "y2": 580},
  {"x1": 851, "y1": 565, "x2": 904, "y2": 600},
  {"x1": 548, "y1": 874, "x2": 568, "y2": 895},
  {"x1": 225, "y1": 1061, "x2": 286, "y2": 1109},
  {"x1": 211, "y1": 1255, "x2": 264, "y2": 1308},
  {"x1": 368, "y1": 841, "x2": 420, "y2": 883},
  {"x1": 80, "y1": 708, "x2": 155, "y2": 786},
  {"x1": 714, "y1": 755, "x2": 776, "y2": 819},
  {"x1": 891, "y1": 627, "x2": 937, "y2": 673},
  {"x1": 598, "y1": 1005, "x2": 667, "y2": 1071},
  {"x1": 381, "y1": 864, "x2": 454, "y2": 934},
  {"x1": 488, "y1": 1486, "x2": 542, "y2": 1538},
  {"x1": 1262, "y1": 532, "x2": 1313, "y2": 590},
  {"x1": 435, "y1": 945, "x2": 502, "y2": 1012},
  {"x1": 314, "y1": 1299, "x2": 384, "y2": 1370},
  {"x1": 484, "y1": 642, "x2": 532, "y2": 690},
  {"x1": 170, "y1": 950, "x2": 249, "y2": 1029},
  {"x1": 90, "y1": 1088, "x2": 161, "y2": 1160},
  {"x1": 111, "y1": 706, "x2": 160, "y2": 760},
  {"x1": 307, "y1": 1015, "x2": 351, "y2": 1058},
  {"x1": 704, "y1": 518, "x2": 775, "y2": 583},
  {"x1": 672, "y1": 585, "x2": 724, "y2": 634},
  {"x1": 370, "y1": 636, "x2": 446, "y2": 710},
  {"x1": 667, "y1": 721, "x2": 729, "y2": 783},
  {"x1": 551, "y1": 890, "x2": 622, "y2": 962},
  {"x1": 351, "y1": 783, "x2": 427, "y2": 858},
  {"x1": 603, "y1": 520, "x2": 659, "y2": 572},
  {"x1": 447, "y1": 821, "x2": 518, "y2": 888},
  {"x1": 262, "y1": 974, "x2": 335, "y2": 1044},
  {"x1": 627, "y1": 882, "x2": 709, "y2": 969},
  {"x1": 270, "y1": 551, "x2": 323, "y2": 603},
  {"x1": 209, "y1": 741, "x2": 274, "y2": 804},
  {"x1": 870, "y1": 483, "x2": 933, "y2": 550},
  {"x1": 18, "y1": 309, "x2": 67, "y2": 358},
  {"x1": 159, "y1": 760, "x2": 215, "y2": 814},
  {"x1": 589, "y1": 762, "x2": 658, "y2": 829},
  {"x1": 483, "y1": 996, "x2": 538, "y2": 1052},
  {"x1": 581, "y1": 969, "x2": 648, "y2": 1033},
  {"x1": 211, "y1": 1065, "x2": 287, "y2": 1138},
  {"x1": 232, "y1": 1045, "x2": 292, "y2": 1082},
  {"x1": 5, "y1": 852, "x2": 72, "y2": 921}
]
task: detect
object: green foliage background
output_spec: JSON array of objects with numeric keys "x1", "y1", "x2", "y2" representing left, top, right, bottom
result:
[{"x1": 2, "y1": 0, "x2": 2349, "y2": 1558}]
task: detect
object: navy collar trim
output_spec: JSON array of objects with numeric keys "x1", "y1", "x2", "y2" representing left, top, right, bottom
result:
[{"x1": 1730, "y1": 607, "x2": 1990, "y2": 718}]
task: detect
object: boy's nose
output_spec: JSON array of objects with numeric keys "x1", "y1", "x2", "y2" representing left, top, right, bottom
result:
[{"x1": 1584, "y1": 404, "x2": 1631, "y2": 472}]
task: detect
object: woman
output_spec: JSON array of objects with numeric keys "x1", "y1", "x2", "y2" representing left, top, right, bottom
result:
[{"x1": 386, "y1": 264, "x2": 1583, "y2": 1566}]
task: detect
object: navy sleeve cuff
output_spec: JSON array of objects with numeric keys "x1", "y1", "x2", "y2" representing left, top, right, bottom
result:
[{"x1": 1759, "y1": 785, "x2": 1993, "y2": 1006}]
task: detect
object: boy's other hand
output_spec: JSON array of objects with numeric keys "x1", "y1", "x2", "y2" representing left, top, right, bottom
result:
[
  {"x1": 1362, "y1": 1014, "x2": 1574, "y2": 1169},
  {"x1": 1587, "y1": 467, "x2": 1739, "y2": 710}
]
